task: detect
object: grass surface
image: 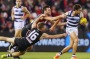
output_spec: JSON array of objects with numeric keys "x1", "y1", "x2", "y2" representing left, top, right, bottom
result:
[{"x1": 0, "y1": 52, "x2": 90, "y2": 59}]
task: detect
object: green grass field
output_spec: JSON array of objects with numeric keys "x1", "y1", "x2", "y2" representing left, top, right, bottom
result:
[{"x1": 0, "y1": 52, "x2": 90, "y2": 59}]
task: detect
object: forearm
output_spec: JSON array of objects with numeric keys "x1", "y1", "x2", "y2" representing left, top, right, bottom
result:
[
  {"x1": 52, "y1": 14, "x2": 65, "y2": 21},
  {"x1": 25, "y1": 11, "x2": 31, "y2": 18},
  {"x1": 35, "y1": 14, "x2": 45, "y2": 24},
  {"x1": 11, "y1": 15, "x2": 14, "y2": 21},
  {"x1": 50, "y1": 19, "x2": 60, "y2": 31},
  {"x1": 24, "y1": 14, "x2": 30, "y2": 19},
  {"x1": 52, "y1": 15, "x2": 61, "y2": 21},
  {"x1": 50, "y1": 33, "x2": 66, "y2": 38},
  {"x1": 57, "y1": 22, "x2": 67, "y2": 26}
]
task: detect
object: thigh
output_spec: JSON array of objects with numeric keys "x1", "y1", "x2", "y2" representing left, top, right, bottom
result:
[
  {"x1": 66, "y1": 27, "x2": 78, "y2": 36},
  {"x1": 15, "y1": 29, "x2": 22, "y2": 37},
  {"x1": 19, "y1": 50, "x2": 26, "y2": 55},
  {"x1": 70, "y1": 31, "x2": 78, "y2": 41},
  {"x1": 15, "y1": 38, "x2": 30, "y2": 51},
  {"x1": 6, "y1": 37, "x2": 15, "y2": 44}
]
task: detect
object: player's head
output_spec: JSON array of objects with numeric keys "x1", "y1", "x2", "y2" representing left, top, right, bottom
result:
[
  {"x1": 16, "y1": 0, "x2": 22, "y2": 7},
  {"x1": 37, "y1": 22, "x2": 47, "y2": 32},
  {"x1": 73, "y1": 4, "x2": 82, "y2": 14},
  {"x1": 43, "y1": 6, "x2": 51, "y2": 16}
]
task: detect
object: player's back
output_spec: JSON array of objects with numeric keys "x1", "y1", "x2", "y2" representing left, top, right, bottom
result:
[
  {"x1": 26, "y1": 28, "x2": 43, "y2": 45},
  {"x1": 21, "y1": 23, "x2": 32, "y2": 37}
]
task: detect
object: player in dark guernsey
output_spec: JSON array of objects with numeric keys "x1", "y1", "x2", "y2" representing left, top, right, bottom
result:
[{"x1": 0, "y1": 14, "x2": 66, "y2": 59}]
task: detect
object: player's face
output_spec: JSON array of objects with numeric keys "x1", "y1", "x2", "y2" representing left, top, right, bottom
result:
[
  {"x1": 76, "y1": 8, "x2": 82, "y2": 14},
  {"x1": 16, "y1": 0, "x2": 22, "y2": 7},
  {"x1": 45, "y1": 8, "x2": 51, "y2": 16}
]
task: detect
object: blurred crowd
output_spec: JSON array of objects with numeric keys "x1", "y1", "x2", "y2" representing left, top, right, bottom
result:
[{"x1": 0, "y1": 0, "x2": 90, "y2": 33}]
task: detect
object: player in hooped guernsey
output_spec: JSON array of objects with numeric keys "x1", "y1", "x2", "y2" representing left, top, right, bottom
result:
[
  {"x1": 54, "y1": 4, "x2": 84, "y2": 59},
  {"x1": 11, "y1": 0, "x2": 31, "y2": 59},
  {"x1": 11, "y1": 0, "x2": 31, "y2": 37}
]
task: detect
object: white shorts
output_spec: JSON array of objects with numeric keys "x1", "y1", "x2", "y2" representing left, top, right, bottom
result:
[
  {"x1": 66, "y1": 27, "x2": 78, "y2": 36},
  {"x1": 14, "y1": 21, "x2": 25, "y2": 30}
]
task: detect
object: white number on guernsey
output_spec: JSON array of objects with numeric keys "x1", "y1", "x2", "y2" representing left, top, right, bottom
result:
[{"x1": 28, "y1": 30, "x2": 39, "y2": 41}]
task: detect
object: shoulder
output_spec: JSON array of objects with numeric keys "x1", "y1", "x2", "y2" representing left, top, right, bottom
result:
[
  {"x1": 31, "y1": 28, "x2": 36, "y2": 30},
  {"x1": 22, "y1": 6, "x2": 28, "y2": 12},
  {"x1": 22, "y1": 6, "x2": 27, "y2": 9}
]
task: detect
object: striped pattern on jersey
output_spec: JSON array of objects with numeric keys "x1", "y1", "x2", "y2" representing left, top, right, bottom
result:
[
  {"x1": 13, "y1": 6, "x2": 24, "y2": 21},
  {"x1": 66, "y1": 11, "x2": 80, "y2": 27}
]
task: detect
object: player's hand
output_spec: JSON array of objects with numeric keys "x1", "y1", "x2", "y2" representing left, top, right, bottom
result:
[
  {"x1": 21, "y1": 16, "x2": 26, "y2": 20},
  {"x1": 62, "y1": 33, "x2": 67, "y2": 37},
  {"x1": 49, "y1": 27, "x2": 55, "y2": 32}
]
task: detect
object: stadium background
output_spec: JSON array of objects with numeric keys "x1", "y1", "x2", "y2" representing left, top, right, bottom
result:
[{"x1": 0, "y1": 0, "x2": 90, "y2": 52}]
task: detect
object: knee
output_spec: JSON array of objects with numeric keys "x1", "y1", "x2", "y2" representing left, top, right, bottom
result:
[
  {"x1": 74, "y1": 39, "x2": 78, "y2": 43},
  {"x1": 20, "y1": 52, "x2": 25, "y2": 55},
  {"x1": 68, "y1": 43, "x2": 73, "y2": 48},
  {"x1": 69, "y1": 44, "x2": 73, "y2": 48},
  {"x1": 27, "y1": 46, "x2": 33, "y2": 51}
]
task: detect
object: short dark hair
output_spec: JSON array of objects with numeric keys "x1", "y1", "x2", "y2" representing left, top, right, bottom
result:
[
  {"x1": 37, "y1": 22, "x2": 45, "y2": 29},
  {"x1": 42, "y1": 5, "x2": 50, "y2": 13},
  {"x1": 73, "y1": 4, "x2": 82, "y2": 10}
]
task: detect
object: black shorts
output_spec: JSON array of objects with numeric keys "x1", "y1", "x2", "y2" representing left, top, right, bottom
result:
[{"x1": 14, "y1": 37, "x2": 30, "y2": 51}]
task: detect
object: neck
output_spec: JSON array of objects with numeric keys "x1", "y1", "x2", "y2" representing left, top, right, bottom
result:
[
  {"x1": 16, "y1": 5, "x2": 20, "y2": 8},
  {"x1": 72, "y1": 11, "x2": 77, "y2": 16},
  {"x1": 38, "y1": 28, "x2": 43, "y2": 32},
  {"x1": 44, "y1": 13, "x2": 50, "y2": 16}
]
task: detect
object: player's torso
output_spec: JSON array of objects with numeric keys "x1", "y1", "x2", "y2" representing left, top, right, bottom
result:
[
  {"x1": 66, "y1": 11, "x2": 80, "y2": 27},
  {"x1": 26, "y1": 28, "x2": 43, "y2": 45},
  {"x1": 39, "y1": 19, "x2": 51, "y2": 28},
  {"x1": 13, "y1": 6, "x2": 25, "y2": 21}
]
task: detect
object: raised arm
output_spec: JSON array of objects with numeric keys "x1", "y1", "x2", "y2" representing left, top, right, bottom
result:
[
  {"x1": 49, "y1": 19, "x2": 60, "y2": 31},
  {"x1": 32, "y1": 14, "x2": 45, "y2": 28}
]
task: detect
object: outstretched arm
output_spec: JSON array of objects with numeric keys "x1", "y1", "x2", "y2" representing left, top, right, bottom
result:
[
  {"x1": 41, "y1": 33, "x2": 66, "y2": 39},
  {"x1": 44, "y1": 13, "x2": 68, "y2": 21}
]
